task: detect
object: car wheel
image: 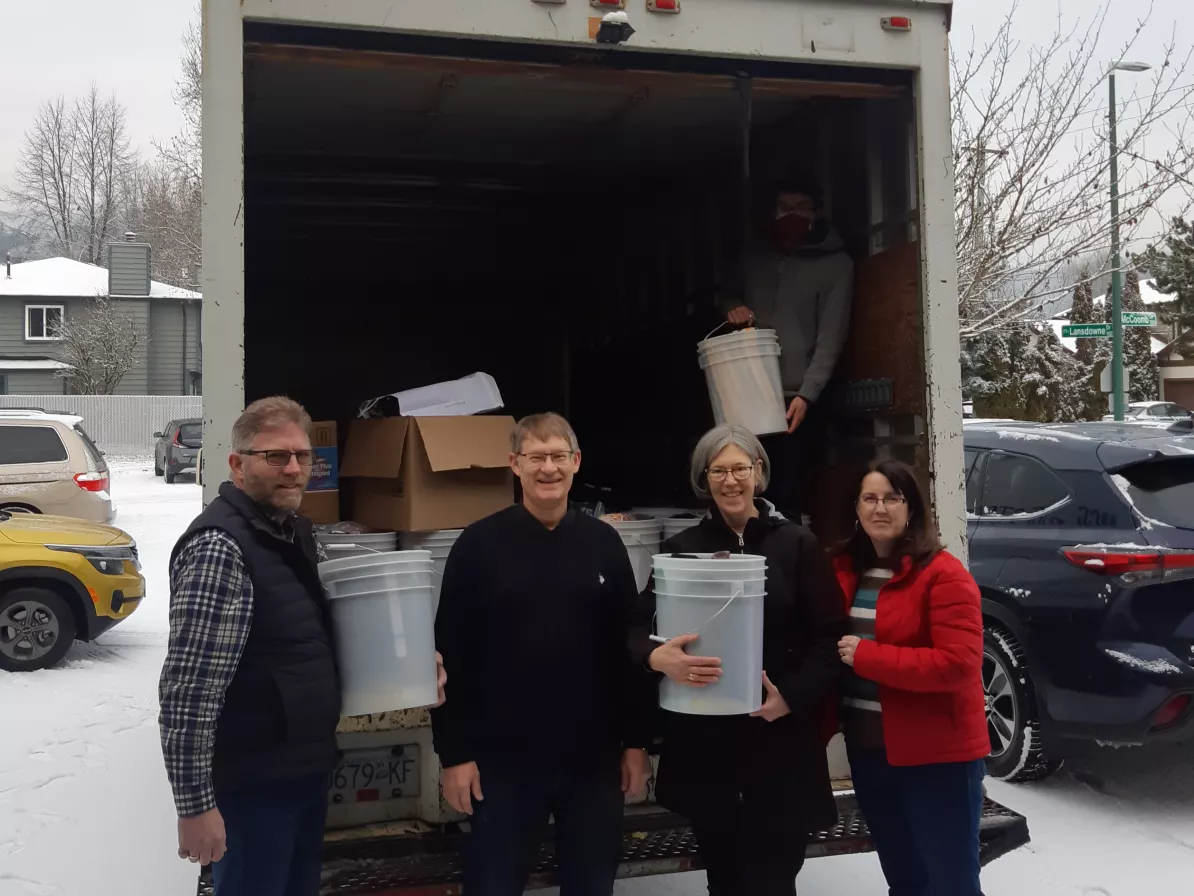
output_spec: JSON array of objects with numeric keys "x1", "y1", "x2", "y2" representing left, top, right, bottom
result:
[
  {"x1": 0, "y1": 587, "x2": 77, "y2": 672},
  {"x1": 0, "y1": 504, "x2": 39, "y2": 514},
  {"x1": 983, "y1": 624, "x2": 1063, "y2": 782},
  {"x1": 165, "y1": 466, "x2": 176, "y2": 484},
  {"x1": 154, "y1": 456, "x2": 164, "y2": 477}
]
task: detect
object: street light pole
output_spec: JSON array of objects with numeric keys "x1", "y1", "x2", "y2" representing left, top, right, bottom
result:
[
  {"x1": 1109, "y1": 69, "x2": 1125, "y2": 421},
  {"x1": 1107, "y1": 61, "x2": 1150, "y2": 422}
]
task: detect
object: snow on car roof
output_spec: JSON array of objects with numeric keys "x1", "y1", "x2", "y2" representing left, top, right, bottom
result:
[{"x1": 0, "y1": 257, "x2": 200, "y2": 300}]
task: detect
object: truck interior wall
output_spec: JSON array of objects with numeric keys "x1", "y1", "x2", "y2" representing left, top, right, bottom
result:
[{"x1": 242, "y1": 32, "x2": 925, "y2": 529}]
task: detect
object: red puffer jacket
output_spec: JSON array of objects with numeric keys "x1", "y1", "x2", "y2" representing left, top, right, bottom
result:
[{"x1": 834, "y1": 550, "x2": 989, "y2": 767}]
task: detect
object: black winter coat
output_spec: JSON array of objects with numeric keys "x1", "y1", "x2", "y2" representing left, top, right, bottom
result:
[{"x1": 630, "y1": 502, "x2": 847, "y2": 834}]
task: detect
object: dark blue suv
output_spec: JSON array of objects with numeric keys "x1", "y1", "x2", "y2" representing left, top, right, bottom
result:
[{"x1": 963, "y1": 421, "x2": 1194, "y2": 781}]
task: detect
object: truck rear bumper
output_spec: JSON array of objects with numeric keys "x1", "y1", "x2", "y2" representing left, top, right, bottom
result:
[{"x1": 197, "y1": 795, "x2": 1029, "y2": 894}]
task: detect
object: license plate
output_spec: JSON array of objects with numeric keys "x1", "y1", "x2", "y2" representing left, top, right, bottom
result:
[{"x1": 328, "y1": 745, "x2": 420, "y2": 804}]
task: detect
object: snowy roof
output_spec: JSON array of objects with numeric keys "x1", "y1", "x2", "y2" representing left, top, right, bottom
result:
[
  {"x1": 0, "y1": 257, "x2": 200, "y2": 300},
  {"x1": 1046, "y1": 319, "x2": 1168, "y2": 357}
]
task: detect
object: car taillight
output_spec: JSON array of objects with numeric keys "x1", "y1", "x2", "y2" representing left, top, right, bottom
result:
[
  {"x1": 1062, "y1": 549, "x2": 1194, "y2": 576},
  {"x1": 1153, "y1": 694, "x2": 1191, "y2": 729},
  {"x1": 74, "y1": 471, "x2": 109, "y2": 493},
  {"x1": 173, "y1": 430, "x2": 182, "y2": 446}
]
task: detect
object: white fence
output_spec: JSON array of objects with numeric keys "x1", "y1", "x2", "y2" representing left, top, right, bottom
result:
[{"x1": 0, "y1": 395, "x2": 202, "y2": 456}]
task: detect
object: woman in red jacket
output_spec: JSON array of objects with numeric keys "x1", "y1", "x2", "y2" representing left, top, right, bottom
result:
[{"x1": 834, "y1": 459, "x2": 988, "y2": 896}]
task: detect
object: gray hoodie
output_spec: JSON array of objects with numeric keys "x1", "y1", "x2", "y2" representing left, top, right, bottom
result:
[{"x1": 736, "y1": 224, "x2": 854, "y2": 403}]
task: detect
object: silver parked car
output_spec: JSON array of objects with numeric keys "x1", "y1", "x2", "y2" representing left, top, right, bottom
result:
[{"x1": 1102, "y1": 401, "x2": 1193, "y2": 424}]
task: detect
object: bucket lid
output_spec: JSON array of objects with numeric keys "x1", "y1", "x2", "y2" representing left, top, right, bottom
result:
[
  {"x1": 325, "y1": 583, "x2": 435, "y2": 600},
  {"x1": 698, "y1": 328, "x2": 779, "y2": 349},
  {"x1": 654, "y1": 552, "x2": 767, "y2": 567},
  {"x1": 318, "y1": 549, "x2": 434, "y2": 578}
]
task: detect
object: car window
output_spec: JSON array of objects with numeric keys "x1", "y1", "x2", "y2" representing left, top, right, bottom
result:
[
  {"x1": 981, "y1": 452, "x2": 1070, "y2": 518},
  {"x1": 178, "y1": 423, "x2": 203, "y2": 446},
  {"x1": 965, "y1": 449, "x2": 985, "y2": 516},
  {"x1": 1116, "y1": 459, "x2": 1194, "y2": 529},
  {"x1": 1148, "y1": 405, "x2": 1170, "y2": 417},
  {"x1": 73, "y1": 424, "x2": 107, "y2": 471},
  {"x1": 0, "y1": 424, "x2": 70, "y2": 465}
]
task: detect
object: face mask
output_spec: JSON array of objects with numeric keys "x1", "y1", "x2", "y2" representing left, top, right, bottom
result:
[{"x1": 774, "y1": 213, "x2": 812, "y2": 248}]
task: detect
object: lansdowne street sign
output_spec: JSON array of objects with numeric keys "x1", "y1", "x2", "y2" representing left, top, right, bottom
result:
[{"x1": 1062, "y1": 324, "x2": 1112, "y2": 338}]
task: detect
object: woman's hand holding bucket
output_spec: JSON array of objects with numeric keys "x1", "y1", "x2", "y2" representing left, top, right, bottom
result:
[{"x1": 648, "y1": 633, "x2": 723, "y2": 687}]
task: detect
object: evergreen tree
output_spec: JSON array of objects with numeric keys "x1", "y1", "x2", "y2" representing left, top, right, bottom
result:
[
  {"x1": 1069, "y1": 278, "x2": 1098, "y2": 365},
  {"x1": 1123, "y1": 270, "x2": 1159, "y2": 401},
  {"x1": 1140, "y1": 216, "x2": 1194, "y2": 352}
]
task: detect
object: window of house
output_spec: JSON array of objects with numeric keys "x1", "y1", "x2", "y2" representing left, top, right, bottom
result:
[
  {"x1": 0, "y1": 425, "x2": 69, "y2": 465},
  {"x1": 25, "y1": 305, "x2": 64, "y2": 341},
  {"x1": 980, "y1": 452, "x2": 1071, "y2": 518},
  {"x1": 0, "y1": 374, "x2": 7, "y2": 395}
]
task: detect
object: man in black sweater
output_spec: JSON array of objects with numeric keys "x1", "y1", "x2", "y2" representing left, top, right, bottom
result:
[{"x1": 431, "y1": 412, "x2": 652, "y2": 896}]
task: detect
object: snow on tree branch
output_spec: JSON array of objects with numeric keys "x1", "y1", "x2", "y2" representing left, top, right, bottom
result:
[
  {"x1": 54, "y1": 293, "x2": 143, "y2": 395},
  {"x1": 953, "y1": 0, "x2": 1194, "y2": 340}
]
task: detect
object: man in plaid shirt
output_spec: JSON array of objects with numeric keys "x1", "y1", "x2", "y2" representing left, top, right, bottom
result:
[{"x1": 159, "y1": 396, "x2": 446, "y2": 896}]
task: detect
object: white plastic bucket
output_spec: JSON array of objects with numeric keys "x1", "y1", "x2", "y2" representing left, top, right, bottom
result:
[
  {"x1": 656, "y1": 587, "x2": 765, "y2": 716},
  {"x1": 320, "y1": 557, "x2": 439, "y2": 716},
  {"x1": 604, "y1": 518, "x2": 663, "y2": 592},
  {"x1": 697, "y1": 328, "x2": 786, "y2": 436},
  {"x1": 661, "y1": 517, "x2": 702, "y2": 540},
  {"x1": 400, "y1": 530, "x2": 463, "y2": 612},
  {"x1": 654, "y1": 576, "x2": 766, "y2": 598},
  {"x1": 654, "y1": 553, "x2": 768, "y2": 577}
]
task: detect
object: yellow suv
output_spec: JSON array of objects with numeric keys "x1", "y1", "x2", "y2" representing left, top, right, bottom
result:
[{"x1": 0, "y1": 510, "x2": 144, "y2": 672}]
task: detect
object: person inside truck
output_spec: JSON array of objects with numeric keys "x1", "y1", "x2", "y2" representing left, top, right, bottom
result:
[
  {"x1": 631, "y1": 424, "x2": 847, "y2": 896},
  {"x1": 430, "y1": 412, "x2": 653, "y2": 896},
  {"x1": 833, "y1": 460, "x2": 988, "y2": 896},
  {"x1": 159, "y1": 395, "x2": 448, "y2": 896},
  {"x1": 725, "y1": 176, "x2": 854, "y2": 521}
]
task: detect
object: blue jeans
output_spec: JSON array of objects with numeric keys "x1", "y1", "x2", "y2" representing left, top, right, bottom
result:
[
  {"x1": 210, "y1": 772, "x2": 329, "y2": 896},
  {"x1": 848, "y1": 748, "x2": 985, "y2": 896},
  {"x1": 465, "y1": 761, "x2": 625, "y2": 896}
]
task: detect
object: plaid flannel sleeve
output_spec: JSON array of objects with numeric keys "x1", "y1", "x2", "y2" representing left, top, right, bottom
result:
[{"x1": 158, "y1": 528, "x2": 253, "y2": 817}]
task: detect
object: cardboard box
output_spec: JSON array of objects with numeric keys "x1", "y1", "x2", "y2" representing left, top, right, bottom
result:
[
  {"x1": 341, "y1": 415, "x2": 515, "y2": 532},
  {"x1": 308, "y1": 421, "x2": 339, "y2": 492},
  {"x1": 301, "y1": 489, "x2": 341, "y2": 525}
]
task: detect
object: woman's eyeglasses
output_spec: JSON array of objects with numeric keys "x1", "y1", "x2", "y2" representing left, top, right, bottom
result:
[
  {"x1": 858, "y1": 494, "x2": 906, "y2": 508},
  {"x1": 707, "y1": 465, "x2": 755, "y2": 483}
]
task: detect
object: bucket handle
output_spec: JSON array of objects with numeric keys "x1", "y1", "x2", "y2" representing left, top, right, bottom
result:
[
  {"x1": 704, "y1": 316, "x2": 768, "y2": 342},
  {"x1": 647, "y1": 584, "x2": 744, "y2": 645}
]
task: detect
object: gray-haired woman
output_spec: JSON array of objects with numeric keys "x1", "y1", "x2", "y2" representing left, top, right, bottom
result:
[{"x1": 629, "y1": 424, "x2": 847, "y2": 896}]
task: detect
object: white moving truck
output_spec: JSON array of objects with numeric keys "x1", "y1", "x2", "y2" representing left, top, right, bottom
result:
[{"x1": 199, "y1": 0, "x2": 1029, "y2": 890}]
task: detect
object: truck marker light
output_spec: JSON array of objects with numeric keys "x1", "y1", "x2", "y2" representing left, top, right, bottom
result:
[
  {"x1": 881, "y1": 16, "x2": 912, "y2": 32},
  {"x1": 648, "y1": 0, "x2": 680, "y2": 12},
  {"x1": 592, "y1": 0, "x2": 625, "y2": 8}
]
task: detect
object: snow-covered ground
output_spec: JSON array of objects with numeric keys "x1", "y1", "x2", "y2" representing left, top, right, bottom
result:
[{"x1": 1, "y1": 462, "x2": 1191, "y2": 895}]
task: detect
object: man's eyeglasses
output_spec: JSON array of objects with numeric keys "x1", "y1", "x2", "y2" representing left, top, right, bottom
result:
[
  {"x1": 241, "y1": 449, "x2": 315, "y2": 467},
  {"x1": 518, "y1": 452, "x2": 575, "y2": 468},
  {"x1": 858, "y1": 494, "x2": 906, "y2": 508},
  {"x1": 707, "y1": 465, "x2": 755, "y2": 483}
]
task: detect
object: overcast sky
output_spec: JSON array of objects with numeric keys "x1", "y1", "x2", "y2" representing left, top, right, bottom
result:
[{"x1": 0, "y1": 0, "x2": 1189, "y2": 231}]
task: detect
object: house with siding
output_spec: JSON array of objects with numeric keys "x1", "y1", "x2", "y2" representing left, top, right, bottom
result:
[{"x1": 0, "y1": 248, "x2": 202, "y2": 396}]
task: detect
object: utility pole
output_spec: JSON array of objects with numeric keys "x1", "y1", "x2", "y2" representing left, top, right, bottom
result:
[{"x1": 1108, "y1": 60, "x2": 1151, "y2": 422}]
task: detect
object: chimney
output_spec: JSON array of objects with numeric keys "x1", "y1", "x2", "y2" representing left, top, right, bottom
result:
[{"x1": 107, "y1": 234, "x2": 152, "y2": 297}]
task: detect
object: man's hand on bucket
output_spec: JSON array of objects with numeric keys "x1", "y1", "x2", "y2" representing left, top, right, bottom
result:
[
  {"x1": 647, "y1": 633, "x2": 722, "y2": 687},
  {"x1": 433, "y1": 651, "x2": 447, "y2": 708},
  {"x1": 443, "y1": 762, "x2": 484, "y2": 815},
  {"x1": 177, "y1": 807, "x2": 227, "y2": 866},
  {"x1": 786, "y1": 396, "x2": 809, "y2": 433},
  {"x1": 621, "y1": 748, "x2": 651, "y2": 799}
]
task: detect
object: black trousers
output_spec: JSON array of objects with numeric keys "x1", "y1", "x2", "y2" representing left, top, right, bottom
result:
[
  {"x1": 464, "y1": 761, "x2": 625, "y2": 896},
  {"x1": 761, "y1": 399, "x2": 826, "y2": 522},
  {"x1": 691, "y1": 801, "x2": 810, "y2": 896}
]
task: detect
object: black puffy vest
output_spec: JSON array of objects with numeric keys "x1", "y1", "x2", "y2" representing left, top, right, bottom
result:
[{"x1": 173, "y1": 482, "x2": 341, "y2": 792}]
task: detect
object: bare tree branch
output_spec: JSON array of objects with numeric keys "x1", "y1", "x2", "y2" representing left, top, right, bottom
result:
[{"x1": 55, "y1": 293, "x2": 143, "y2": 395}]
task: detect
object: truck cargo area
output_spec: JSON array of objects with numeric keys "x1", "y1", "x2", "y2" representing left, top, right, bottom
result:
[{"x1": 242, "y1": 24, "x2": 930, "y2": 534}]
